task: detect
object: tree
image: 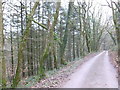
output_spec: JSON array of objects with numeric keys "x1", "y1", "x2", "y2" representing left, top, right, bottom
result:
[
  {"x1": 110, "y1": 0, "x2": 120, "y2": 87},
  {"x1": 10, "y1": 17, "x2": 14, "y2": 80},
  {"x1": 60, "y1": 1, "x2": 74, "y2": 64},
  {"x1": 110, "y1": 0, "x2": 120, "y2": 62},
  {"x1": 0, "y1": 1, "x2": 7, "y2": 88},
  {"x1": 11, "y1": 0, "x2": 40, "y2": 88},
  {"x1": 38, "y1": 1, "x2": 61, "y2": 78}
]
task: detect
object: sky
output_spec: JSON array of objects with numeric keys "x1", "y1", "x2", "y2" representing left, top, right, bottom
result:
[
  {"x1": 61, "y1": 0, "x2": 115, "y2": 21},
  {"x1": 4, "y1": 0, "x2": 115, "y2": 19}
]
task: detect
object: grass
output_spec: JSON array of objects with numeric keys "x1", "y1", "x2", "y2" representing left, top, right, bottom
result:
[{"x1": 17, "y1": 59, "x2": 82, "y2": 88}]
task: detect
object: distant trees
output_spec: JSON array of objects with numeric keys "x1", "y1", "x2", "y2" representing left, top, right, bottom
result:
[{"x1": 74, "y1": 1, "x2": 104, "y2": 53}]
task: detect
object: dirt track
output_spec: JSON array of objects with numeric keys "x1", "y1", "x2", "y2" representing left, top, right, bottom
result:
[{"x1": 62, "y1": 51, "x2": 118, "y2": 88}]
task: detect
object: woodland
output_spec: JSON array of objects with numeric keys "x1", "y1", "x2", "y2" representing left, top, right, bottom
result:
[{"x1": 0, "y1": 0, "x2": 120, "y2": 88}]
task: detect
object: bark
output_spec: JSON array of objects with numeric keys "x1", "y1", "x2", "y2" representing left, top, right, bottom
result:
[
  {"x1": 38, "y1": 2, "x2": 61, "y2": 78},
  {"x1": 78, "y1": 3, "x2": 83, "y2": 57},
  {"x1": 60, "y1": 1, "x2": 73, "y2": 64},
  {"x1": 36, "y1": 4, "x2": 40, "y2": 74},
  {"x1": 111, "y1": 1, "x2": 120, "y2": 87},
  {"x1": 111, "y1": 1, "x2": 120, "y2": 63},
  {"x1": 116, "y1": 2, "x2": 120, "y2": 88},
  {"x1": 39, "y1": 45, "x2": 49, "y2": 78},
  {"x1": 107, "y1": 30, "x2": 117, "y2": 45},
  {"x1": 11, "y1": 0, "x2": 39, "y2": 88},
  {"x1": 76, "y1": 38, "x2": 80, "y2": 58},
  {"x1": 20, "y1": 1, "x2": 25, "y2": 78},
  {"x1": 53, "y1": 39, "x2": 58, "y2": 69},
  {"x1": 32, "y1": 20, "x2": 47, "y2": 30},
  {"x1": 27, "y1": 40, "x2": 31, "y2": 76},
  {"x1": 72, "y1": 28, "x2": 75, "y2": 60},
  {"x1": 67, "y1": 30, "x2": 72, "y2": 61},
  {"x1": 82, "y1": 2, "x2": 91, "y2": 53},
  {"x1": 30, "y1": 29, "x2": 34, "y2": 76},
  {"x1": 49, "y1": 2, "x2": 61, "y2": 69},
  {"x1": 1, "y1": 1, "x2": 7, "y2": 88},
  {"x1": 10, "y1": 25, "x2": 14, "y2": 77}
]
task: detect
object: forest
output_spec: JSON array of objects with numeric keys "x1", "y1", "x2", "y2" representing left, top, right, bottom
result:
[{"x1": 0, "y1": 0, "x2": 120, "y2": 88}]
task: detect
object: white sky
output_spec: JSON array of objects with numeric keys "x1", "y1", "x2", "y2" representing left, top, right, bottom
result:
[
  {"x1": 61, "y1": 0, "x2": 116, "y2": 21},
  {"x1": 4, "y1": 0, "x2": 117, "y2": 19}
]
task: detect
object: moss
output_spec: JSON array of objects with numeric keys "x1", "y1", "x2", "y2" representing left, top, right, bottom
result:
[
  {"x1": 11, "y1": 1, "x2": 40, "y2": 88},
  {"x1": 39, "y1": 46, "x2": 49, "y2": 79}
]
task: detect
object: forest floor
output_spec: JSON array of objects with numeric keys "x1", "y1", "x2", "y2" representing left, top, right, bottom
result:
[{"x1": 24, "y1": 51, "x2": 118, "y2": 88}]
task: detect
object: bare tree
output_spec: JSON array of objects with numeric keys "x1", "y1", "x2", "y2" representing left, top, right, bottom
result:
[
  {"x1": 0, "y1": 1, "x2": 7, "y2": 88},
  {"x1": 11, "y1": 0, "x2": 40, "y2": 88}
]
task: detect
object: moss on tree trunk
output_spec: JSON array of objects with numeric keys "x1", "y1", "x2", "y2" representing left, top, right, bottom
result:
[
  {"x1": 11, "y1": 1, "x2": 39, "y2": 88},
  {"x1": 60, "y1": 1, "x2": 73, "y2": 64},
  {"x1": 0, "y1": 1, "x2": 7, "y2": 88}
]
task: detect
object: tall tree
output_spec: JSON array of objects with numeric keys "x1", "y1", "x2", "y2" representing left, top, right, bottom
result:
[
  {"x1": 111, "y1": 0, "x2": 120, "y2": 61},
  {"x1": 1, "y1": 1, "x2": 7, "y2": 88},
  {"x1": 60, "y1": 1, "x2": 74, "y2": 64},
  {"x1": 110, "y1": 0, "x2": 120, "y2": 87},
  {"x1": 20, "y1": 1, "x2": 26, "y2": 78},
  {"x1": 38, "y1": 2, "x2": 61, "y2": 78},
  {"x1": 11, "y1": 0, "x2": 40, "y2": 88}
]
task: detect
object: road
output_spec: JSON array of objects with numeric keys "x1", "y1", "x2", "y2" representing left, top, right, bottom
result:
[{"x1": 62, "y1": 51, "x2": 118, "y2": 88}]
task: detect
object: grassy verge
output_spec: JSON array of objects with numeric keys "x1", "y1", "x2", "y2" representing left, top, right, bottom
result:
[
  {"x1": 17, "y1": 59, "x2": 82, "y2": 88},
  {"x1": 17, "y1": 52, "x2": 100, "y2": 88}
]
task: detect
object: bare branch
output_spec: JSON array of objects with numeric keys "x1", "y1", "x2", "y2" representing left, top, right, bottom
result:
[
  {"x1": 32, "y1": 19, "x2": 48, "y2": 30},
  {"x1": 112, "y1": 1, "x2": 120, "y2": 12},
  {"x1": 106, "y1": 0, "x2": 112, "y2": 8}
]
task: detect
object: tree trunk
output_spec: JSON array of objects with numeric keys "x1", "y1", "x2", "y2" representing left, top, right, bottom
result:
[
  {"x1": 20, "y1": 1, "x2": 26, "y2": 78},
  {"x1": 72, "y1": 28, "x2": 75, "y2": 60},
  {"x1": 78, "y1": 4, "x2": 83, "y2": 57},
  {"x1": 10, "y1": 24, "x2": 14, "y2": 79},
  {"x1": 49, "y1": 2, "x2": 61, "y2": 69},
  {"x1": 11, "y1": 1, "x2": 39, "y2": 88},
  {"x1": 39, "y1": 2, "x2": 61, "y2": 78},
  {"x1": 111, "y1": 1, "x2": 120, "y2": 88},
  {"x1": 1, "y1": 1, "x2": 7, "y2": 88},
  {"x1": 60, "y1": 1, "x2": 73, "y2": 64},
  {"x1": 67, "y1": 30, "x2": 72, "y2": 61}
]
